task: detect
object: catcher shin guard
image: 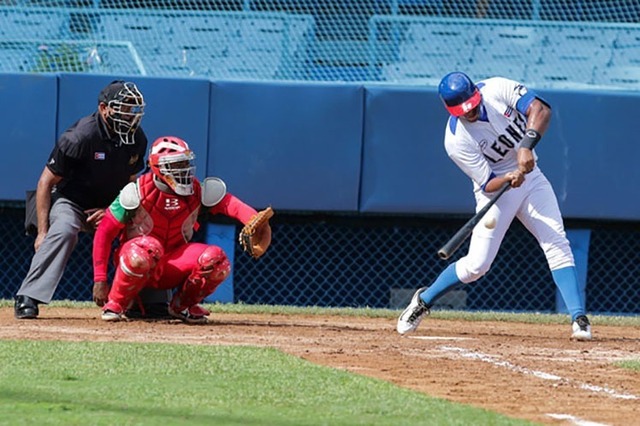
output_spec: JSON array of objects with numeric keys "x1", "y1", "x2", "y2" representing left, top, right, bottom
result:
[
  {"x1": 108, "y1": 236, "x2": 164, "y2": 310},
  {"x1": 170, "y1": 245, "x2": 230, "y2": 312}
]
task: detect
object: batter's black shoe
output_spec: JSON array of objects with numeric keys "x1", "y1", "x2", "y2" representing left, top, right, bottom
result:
[
  {"x1": 396, "y1": 287, "x2": 430, "y2": 335},
  {"x1": 14, "y1": 295, "x2": 39, "y2": 319},
  {"x1": 571, "y1": 315, "x2": 592, "y2": 341}
]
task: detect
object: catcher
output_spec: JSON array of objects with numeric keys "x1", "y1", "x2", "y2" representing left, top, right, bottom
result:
[{"x1": 92, "y1": 136, "x2": 273, "y2": 323}]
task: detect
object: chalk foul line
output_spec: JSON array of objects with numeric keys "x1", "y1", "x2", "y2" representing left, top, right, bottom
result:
[
  {"x1": 546, "y1": 413, "x2": 610, "y2": 426},
  {"x1": 408, "y1": 336, "x2": 473, "y2": 341},
  {"x1": 439, "y1": 346, "x2": 638, "y2": 401}
]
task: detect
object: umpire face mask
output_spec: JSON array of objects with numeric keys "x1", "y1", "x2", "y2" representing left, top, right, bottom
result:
[
  {"x1": 102, "y1": 82, "x2": 145, "y2": 145},
  {"x1": 106, "y1": 98, "x2": 144, "y2": 145}
]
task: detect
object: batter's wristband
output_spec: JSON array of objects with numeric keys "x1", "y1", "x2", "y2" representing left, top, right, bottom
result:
[{"x1": 520, "y1": 129, "x2": 541, "y2": 150}]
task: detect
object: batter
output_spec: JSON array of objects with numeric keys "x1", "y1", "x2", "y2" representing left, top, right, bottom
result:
[{"x1": 397, "y1": 72, "x2": 592, "y2": 340}]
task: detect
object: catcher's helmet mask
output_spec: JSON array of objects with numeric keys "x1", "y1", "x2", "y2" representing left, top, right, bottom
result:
[
  {"x1": 99, "y1": 80, "x2": 145, "y2": 145},
  {"x1": 438, "y1": 72, "x2": 482, "y2": 118},
  {"x1": 149, "y1": 136, "x2": 196, "y2": 196}
]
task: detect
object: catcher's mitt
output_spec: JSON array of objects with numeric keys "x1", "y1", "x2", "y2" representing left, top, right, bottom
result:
[{"x1": 239, "y1": 207, "x2": 274, "y2": 258}]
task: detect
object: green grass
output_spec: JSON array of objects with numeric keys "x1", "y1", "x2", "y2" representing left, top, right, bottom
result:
[
  {"x1": 615, "y1": 360, "x2": 640, "y2": 372},
  {"x1": 0, "y1": 340, "x2": 536, "y2": 426}
]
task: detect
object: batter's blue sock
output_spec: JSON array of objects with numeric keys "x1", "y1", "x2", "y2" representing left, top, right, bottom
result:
[
  {"x1": 420, "y1": 263, "x2": 462, "y2": 306},
  {"x1": 552, "y1": 266, "x2": 585, "y2": 321}
]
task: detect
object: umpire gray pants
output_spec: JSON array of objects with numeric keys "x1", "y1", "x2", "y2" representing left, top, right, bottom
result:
[
  {"x1": 16, "y1": 196, "x2": 170, "y2": 305},
  {"x1": 17, "y1": 196, "x2": 84, "y2": 303}
]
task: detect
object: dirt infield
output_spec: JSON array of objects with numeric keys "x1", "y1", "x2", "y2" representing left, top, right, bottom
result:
[{"x1": 1, "y1": 307, "x2": 639, "y2": 425}]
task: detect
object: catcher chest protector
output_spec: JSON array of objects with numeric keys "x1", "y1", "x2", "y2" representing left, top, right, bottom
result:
[{"x1": 126, "y1": 173, "x2": 202, "y2": 249}]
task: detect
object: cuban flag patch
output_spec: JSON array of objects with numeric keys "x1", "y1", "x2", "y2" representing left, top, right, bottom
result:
[
  {"x1": 504, "y1": 106, "x2": 513, "y2": 117},
  {"x1": 94, "y1": 152, "x2": 106, "y2": 160}
]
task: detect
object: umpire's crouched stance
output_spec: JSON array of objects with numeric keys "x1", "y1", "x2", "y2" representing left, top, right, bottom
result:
[{"x1": 15, "y1": 80, "x2": 169, "y2": 319}]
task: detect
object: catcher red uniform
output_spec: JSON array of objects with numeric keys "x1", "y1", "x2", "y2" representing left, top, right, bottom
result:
[{"x1": 92, "y1": 136, "x2": 272, "y2": 323}]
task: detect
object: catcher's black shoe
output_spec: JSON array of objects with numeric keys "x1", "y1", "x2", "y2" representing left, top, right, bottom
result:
[
  {"x1": 168, "y1": 304, "x2": 210, "y2": 324},
  {"x1": 15, "y1": 295, "x2": 40, "y2": 319},
  {"x1": 125, "y1": 302, "x2": 171, "y2": 320}
]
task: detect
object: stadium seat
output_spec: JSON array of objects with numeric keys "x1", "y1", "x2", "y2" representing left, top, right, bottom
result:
[
  {"x1": 542, "y1": 26, "x2": 615, "y2": 68},
  {"x1": 286, "y1": 15, "x2": 314, "y2": 57},
  {"x1": 0, "y1": 7, "x2": 66, "y2": 40},
  {"x1": 592, "y1": 65, "x2": 640, "y2": 89},
  {"x1": 474, "y1": 32, "x2": 543, "y2": 82},
  {"x1": 477, "y1": 24, "x2": 543, "y2": 65},
  {"x1": 388, "y1": 20, "x2": 480, "y2": 83},
  {"x1": 381, "y1": 61, "x2": 444, "y2": 85},
  {"x1": 220, "y1": 57, "x2": 281, "y2": 80},
  {"x1": 405, "y1": 21, "x2": 456, "y2": 43},
  {"x1": 612, "y1": 28, "x2": 640, "y2": 48},
  {"x1": 371, "y1": 15, "x2": 640, "y2": 91},
  {"x1": 96, "y1": 12, "x2": 165, "y2": 59},
  {"x1": 471, "y1": 60, "x2": 528, "y2": 83},
  {"x1": 238, "y1": 17, "x2": 286, "y2": 51},
  {"x1": 0, "y1": 45, "x2": 31, "y2": 72},
  {"x1": 611, "y1": 28, "x2": 640, "y2": 67},
  {"x1": 167, "y1": 13, "x2": 232, "y2": 58},
  {"x1": 525, "y1": 63, "x2": 596, "y2": 90}
]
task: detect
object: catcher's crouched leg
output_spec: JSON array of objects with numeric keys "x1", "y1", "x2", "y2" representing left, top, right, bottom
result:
[
  {"x1": 169, "y1": 245, "x2": 231, "y2": 324},
  {"x1": 104, "y1": 236, "x2": 164, "y2": 320}
]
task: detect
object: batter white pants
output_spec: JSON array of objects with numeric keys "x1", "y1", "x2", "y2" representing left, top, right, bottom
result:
[{"x1": 455, "y1": 168, "x2": 575, "y2": 283}]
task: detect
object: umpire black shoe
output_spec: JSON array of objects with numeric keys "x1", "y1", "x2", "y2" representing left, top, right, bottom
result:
[{"x1": 14, "y1": 295, "x2": 40, "y2": 319}]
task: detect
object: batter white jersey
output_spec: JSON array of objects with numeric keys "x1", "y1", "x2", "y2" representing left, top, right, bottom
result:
[{"x1": 443, "y1": 77, "x2": 545, "y2": 192}]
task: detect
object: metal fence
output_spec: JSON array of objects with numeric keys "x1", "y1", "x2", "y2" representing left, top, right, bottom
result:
[
  {"x1": 1, "y1": 1, "x2": 640, "y2": 90},
  {"x1": 1, "y1": 204, "x2": 638, "y2": 315}
]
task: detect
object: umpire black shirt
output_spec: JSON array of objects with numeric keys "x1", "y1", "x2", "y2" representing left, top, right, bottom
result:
[{"x1": 46, "y1": 111, "x2": 148, "y2": 210}]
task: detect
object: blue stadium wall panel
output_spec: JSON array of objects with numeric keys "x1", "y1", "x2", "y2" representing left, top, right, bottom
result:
[
  {"x1": 2, "y1": 73, "x2": 639, "y2": 220},
  {"x1": 208, "y1": 80, "x2": 364, "y2": 211},
  {"x1": 360, "y1": 85, "x2": 474, "y2": 214},
  {"x1": 537, "y1": 88, "x2": 640, "y2": 221},
  {"x1": 57, "y1": 73, "x2": 212, "y2": 181},
  {"x1": 1, "y1": 73, "x2": 58, "y2": 201}
]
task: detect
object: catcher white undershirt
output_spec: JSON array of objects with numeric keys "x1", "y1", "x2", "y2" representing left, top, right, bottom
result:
[{"x1": 444, "y1": 76, "x2": 540, "y2": 193}]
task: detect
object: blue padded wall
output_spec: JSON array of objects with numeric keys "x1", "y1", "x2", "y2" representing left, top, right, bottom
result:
[
  {"x1": 1, "y1": 73, "x2": 58, "y2": 201},
  {"x1": 57, "y1": 74, "x2": 211, "y2": 181},
  {"x1": 208, "y1": 80, "x2": 364, "y2": 211},
  {"x1": 2, "y1": 74, "x2": 639, "y2": 220},
  {"x1": 537, "y1": 88, "x2": 640, "y2": 221},
  {"x1": 360, "y1": 85, "x2": 474, "y2": 214}
]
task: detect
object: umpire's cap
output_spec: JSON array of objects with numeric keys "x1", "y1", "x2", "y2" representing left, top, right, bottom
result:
[
  {"x1": 438, "y1": 72, "x2": 482, "y2": 117},
  {"x1": 98, "y1": 80, "x2": 141, "y2": 104}
]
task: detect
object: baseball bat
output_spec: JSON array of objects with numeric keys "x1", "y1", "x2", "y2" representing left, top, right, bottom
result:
[{"x1": 437, "y1": 181, "x2": 511, "y2": 260}]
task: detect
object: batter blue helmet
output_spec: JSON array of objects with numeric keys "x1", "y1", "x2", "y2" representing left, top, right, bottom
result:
[{"x1": 438, "y1": 72, "x2": 482, "y2": 117}]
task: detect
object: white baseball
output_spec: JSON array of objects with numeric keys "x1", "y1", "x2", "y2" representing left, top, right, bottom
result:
[{"x1": 484, "y1": 216, "x2": 497, "y2": 229}]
